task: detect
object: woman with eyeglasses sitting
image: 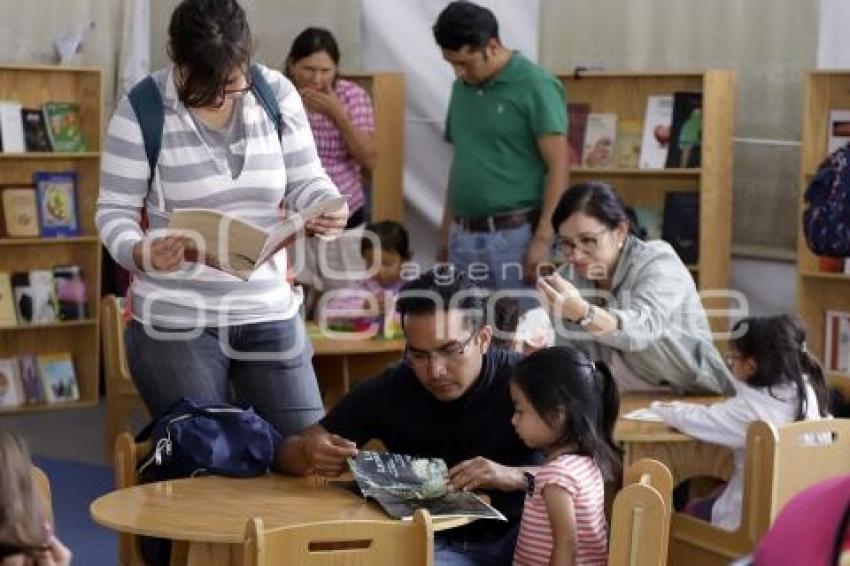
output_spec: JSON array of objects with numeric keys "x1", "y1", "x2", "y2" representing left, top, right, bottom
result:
[{"x1": 537, "y1": 181, "x2": 733, "y2": 394}]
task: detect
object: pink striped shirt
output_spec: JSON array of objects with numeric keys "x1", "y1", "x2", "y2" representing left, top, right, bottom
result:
[
  {"x1": 513, "y1": 454, "x2": 608, "y2": 566},
  {"x1": 307, "y1": 79, "x2": 374, "y2": 215}
]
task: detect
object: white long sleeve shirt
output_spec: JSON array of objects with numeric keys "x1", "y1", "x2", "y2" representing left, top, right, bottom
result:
[{"x1": 650, "y1": 378, "x2": 822, "y2": 531}]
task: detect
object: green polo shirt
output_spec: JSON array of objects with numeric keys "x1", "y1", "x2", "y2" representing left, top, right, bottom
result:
[{"x1": 445, "y1": 52, "x2": 567, "y2": 219}]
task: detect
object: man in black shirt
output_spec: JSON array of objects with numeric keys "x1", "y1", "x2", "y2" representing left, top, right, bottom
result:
[{"x1": 278, "y1": 268, "x2": 542, "y2": 565}]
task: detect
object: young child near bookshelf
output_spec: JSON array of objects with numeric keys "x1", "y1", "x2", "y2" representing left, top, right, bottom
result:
[
  {"x1": 0, "y1": 429, "x2": 71, "y2": 566},
  {"x1": 322, "y1": 220, "x2": 410, "y2": 336},
  {"x1": 510, "y1": 347, "x2": 620, "y2": 566},
  {"x1": 650, "y1": 314, "x2": 831, "y2": 531}
]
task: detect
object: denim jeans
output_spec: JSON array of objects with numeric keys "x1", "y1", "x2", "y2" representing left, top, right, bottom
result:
[
  {"x1": 434, "y1": 524, "x2": 519, "y2": 566},
  {"x1": 125, "y1": 316, "x2": 324, "y2": 437},
  {"x1": 448, "y1": 222, "x2": 539, "y2": 311}
]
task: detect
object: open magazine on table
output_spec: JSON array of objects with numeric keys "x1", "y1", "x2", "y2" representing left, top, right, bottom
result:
[{"x1": 348, "y1": 451, "x2": 506, "y2": 522}]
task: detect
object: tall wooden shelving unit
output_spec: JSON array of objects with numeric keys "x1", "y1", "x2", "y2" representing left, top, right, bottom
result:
[
  {"x1": 0, "y1": 65, "x2": 102, "y2": 414},
  {"x1": 557, "y1": 70, "x2": 735, "y2": 335},
  {"x1": 341, "y1": 72, "x2": 405, "y2": 223},
  {"x1": 796, "y1": 71, "x2": 850, "y2": 397}
]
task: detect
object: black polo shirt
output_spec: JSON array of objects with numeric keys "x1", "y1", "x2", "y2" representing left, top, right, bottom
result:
[{"x1": 321, "y1": 347, "x2": 543, "y2": 539}]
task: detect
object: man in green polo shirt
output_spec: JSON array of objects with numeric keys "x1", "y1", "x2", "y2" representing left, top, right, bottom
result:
[{"x1": 433, "y1": 1, "x2": 568, "y2": 311}]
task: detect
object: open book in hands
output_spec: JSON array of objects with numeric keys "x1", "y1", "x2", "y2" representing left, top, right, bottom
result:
[
  {"x1": 168, "y1": 196, "x2": 346, "y2": 280},
  {"x1": 347, "y1": 451, "x2": 506, "y2": 522}
]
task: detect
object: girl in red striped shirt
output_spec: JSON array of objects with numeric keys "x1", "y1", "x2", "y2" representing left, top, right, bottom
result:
[{"x1": 510, "y1": 347, "x2": 621, "y2": 565}]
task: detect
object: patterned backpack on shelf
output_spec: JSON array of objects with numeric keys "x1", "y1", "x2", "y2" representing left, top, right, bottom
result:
[{"x1": 803, "y1": 144, "x2": 850, "y2": 257}]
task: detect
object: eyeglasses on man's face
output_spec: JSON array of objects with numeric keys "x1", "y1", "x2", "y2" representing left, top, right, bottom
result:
[
  {"x1": 556, "y1": 227, "x2": 610, "y2": 258},
  {"x1": 404, "y1": 330, "x2": 479, "y2": 368}
]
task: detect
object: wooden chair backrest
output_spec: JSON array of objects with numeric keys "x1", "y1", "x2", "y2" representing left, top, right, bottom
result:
[
  {"x1": 114, "y1": 432, "x2": 152, "y2": 566},
  {"x1": 244, "y1": 508, "x2": 434, "y2": 566},
  {"x1": 101, "y1": 294, "x2": 131, "y2": 387},
  {"x1": 30, "y1": 466, "x2": 52, "y2": 525},
  {"x1": 609, "y1": 458, "x2": 673, "y2": 566}
]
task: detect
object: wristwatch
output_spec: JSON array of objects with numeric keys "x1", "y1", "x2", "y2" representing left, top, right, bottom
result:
[{"x1": 577, "y1": 302, "x2": 596, "y2": 329}]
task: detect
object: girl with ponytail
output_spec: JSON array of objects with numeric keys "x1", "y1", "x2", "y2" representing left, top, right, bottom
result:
[
  {"x1": 651, "y1": 314, "x2": 829, "y2": 532},
  {"x1": 509, "y1": 346, "x2": 620, "y2": 566}
]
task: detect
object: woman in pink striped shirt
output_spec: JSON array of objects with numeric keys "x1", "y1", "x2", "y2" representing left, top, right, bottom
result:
[{"x1": 509, "y1": 347, "x2": 621, "y2": 565}]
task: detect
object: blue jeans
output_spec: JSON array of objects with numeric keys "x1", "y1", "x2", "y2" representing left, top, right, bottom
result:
[
  {"x1": 434, "y1": 524, "x2": 519, "y2": 566},
  {"x1": 448, "y1": 222, "x2": 539, "y2": 311},
  {"x1": 125, "y1": 316, "x2": 324, "y2": 437}
]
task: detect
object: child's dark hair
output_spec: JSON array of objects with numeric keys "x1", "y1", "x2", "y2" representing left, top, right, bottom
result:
[
  {"x1": 0, "y1": 429, "x2": 45, "y2": 551},
  {"x1": 510, "y1": 346, "x2": 622, "y2": 479},
  {"x1": 489, "y1": 295, "x2": 520, "y2": 349},
  {"x1": 361, "y1": 220, "x2": 411, "y2": 260},
  {"x1": 433, "y1": 1, "x2": 499, "y2": 51},
  {"x1": 551, "y1": 182, "x2": 646, "y2": 240},
  {"x1": 286, "y1": 27, "x2": 340, "y2": 70},
  {"x1": 731, "y1": 314, "x2": 829, "y2": 419}
]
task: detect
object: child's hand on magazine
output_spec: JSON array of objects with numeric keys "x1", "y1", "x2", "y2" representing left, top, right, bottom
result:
[{"x1": 447, "y1": 457, "x2": 519, "y2": 492}]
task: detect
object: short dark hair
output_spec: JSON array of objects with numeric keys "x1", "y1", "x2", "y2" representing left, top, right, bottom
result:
[
  {"x1": 361, "y1": 220, "x2": 411, "y2": 260},
  {"x1": 168, "y1": 0, "x2": 253, "y2": 108},
  {"x1": 286, "y1": 27, "x2": 341, "y2": 69},
  {"x1": 551, "y1": 182, "x2": 646, "y2": 239},
  {"x1": 433, "y1": 1, "x2": 499, "y2": 51},
  {"x1": 489, "y1": 295, "x2": 520, "y2": 349},
  {"x1": 396, "y1": 267, "x2": 486, "y2": 330}
]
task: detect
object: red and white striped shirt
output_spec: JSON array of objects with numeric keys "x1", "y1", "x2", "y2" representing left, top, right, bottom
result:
[
  {"x1": 513, "y1": 454, "x2": 608, "y2": 565},
  {"x1": 307, "y1": 79, "x2": 374, "y2": 215}
]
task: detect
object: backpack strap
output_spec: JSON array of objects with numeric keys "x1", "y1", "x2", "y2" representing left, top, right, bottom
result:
[
  {"x1": 127, "y1": 76, "x2": 164, "y2": 189},
  {"x1": 249, "y1": 63, "x2": 283, "y2": 141}
]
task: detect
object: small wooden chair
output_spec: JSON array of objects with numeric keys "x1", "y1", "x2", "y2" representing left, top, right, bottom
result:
[
  {"x1": 668, "y1": 418, "x2": 850, "y2": 565},
  {"x1": 31, "y1": 466, "x2": 53, "y2": 526},
  {"x1": 608, "y1": 458, "x2": 674, "y2": 566},
  {"x1": 102, "y1": 295, "x2": 147, "y2": 456},
  {"x1": 243, "y1": 508, "x2": 434, "y2": 566}
]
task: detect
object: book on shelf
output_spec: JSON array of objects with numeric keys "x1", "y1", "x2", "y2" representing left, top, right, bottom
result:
[
  {"x1": 639, "y1": 95, "x2": 674, "y2": 169},
  {"x1": 0, "y1": 358, "x2": 24, "y2": 408},
  {"x1": 581, "y1": 113, "x2": 617, "y2": 168},
  {"x1": 566, "y1": 102, "x2": 590, "y2": 166},
  {"x1": 11, "y1": 270, "x2": 58, "y2": 325},
  {"x1": 168, "y1": 195, "x2": 346, "y2": 280},
  {"x1": 53, "y1": 265, "x2": 87, "y2": 320},
  {"x1": 42, "y1": 102, "x2": 86, "y2": 152},
  {"x1": 0, "y1": 272, "x2": 17, "y2": 328},
  {"x1": 36, "y1": 352, "x2": 78, "y2": 403},
  {"x1": 825, "y1": 311, "x2": 850, "y2": 374},
  {"x1": 614, "y1": 119, "x2": 643, "y2": 169},
  {"x1": 0, "y1": 101, "x2": 25, "y2": 153},
  {"x1": 662, "y1": 191, "x2": 700, "y2": 265},
  {"x1": 34, "y1": 171, "x2": 81, "y2": 237},
  {"x1": 17, "y1": 354, "x2": 44, "y2": 405},
  {"x1": 828, "y1": 109, "x2": 850, "y2": 154},
  {"x1": 347, "y1": 451, "x2": 506, "y2": 522},
  {"x1": 21, "y1": 108, "x2": 52, "y2": 152},
  {"x1": 634, "y1": 206, "x2": 663, "y2": 241},
  {"x1": 665, "y1": 92, "x2": 703, "y2": 168},
  {"x1": 1, "y1": 186, "x2": 39, "y2": 237}
]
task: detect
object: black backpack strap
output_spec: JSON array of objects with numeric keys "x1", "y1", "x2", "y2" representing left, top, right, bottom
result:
[
  {"x1": 250, "y1": 63, "x2": 283, "y2": 141},
  {"x1": 127, "y1": 76, "x2": 164, "y2": 188}
]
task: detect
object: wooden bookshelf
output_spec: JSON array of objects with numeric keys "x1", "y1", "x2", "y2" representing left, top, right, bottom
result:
[
  {"x1": 557, "y1": 70, "x2": 735, "y2": 334},
  {"x1": 340, "y1": 72, "x2": 405, "y2": 223},
  {"x1": 0, "y1": 65, "x2": 102, "y2": 414},
  {"x1": 796, "y1": 71, "x2": 850, "y2": 388}
]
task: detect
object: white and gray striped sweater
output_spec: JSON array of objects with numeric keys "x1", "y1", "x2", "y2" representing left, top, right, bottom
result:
[{"x1": 96, "y1": 64, "x2": 339, "y2": 328}]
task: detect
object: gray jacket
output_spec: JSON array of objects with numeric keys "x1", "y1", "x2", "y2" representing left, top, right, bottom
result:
[{"x1": 555, "y1": 236, "x2": 734, "y2": 394}]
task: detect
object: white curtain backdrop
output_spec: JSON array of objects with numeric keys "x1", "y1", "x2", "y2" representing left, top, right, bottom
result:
[
  {"x1": 360, "y1": 0, "x2": 540, "y2": 263},
  {"x1": 817, "y1": 0, "x2": 850, "y2": 67},
  {"x1": 117, "y1": 0, "x2": 151, "y2": 100}
]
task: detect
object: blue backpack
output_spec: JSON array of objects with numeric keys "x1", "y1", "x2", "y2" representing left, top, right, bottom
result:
[
  {"x1": 803, "y1": 144, "x2": 850, "y2": 257},
  {"x1": 136, "y1": 398, "x2": 281, "y2": 483},
  {"x1": 128, "y1": 63, "x2": 283, "y2": 186}
]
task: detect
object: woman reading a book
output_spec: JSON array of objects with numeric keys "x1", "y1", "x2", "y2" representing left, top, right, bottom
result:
[
  {"x1": 284, "y1": 27, "x2": 377, "y2": 306},
  {"x1": 537, "y1": 181, "x2": 733, "y2": 394},
  {"x1": 96, "y1": 0, "x2": 346, "y2": 439}
]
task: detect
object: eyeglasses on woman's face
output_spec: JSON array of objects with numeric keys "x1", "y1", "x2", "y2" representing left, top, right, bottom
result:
[
  {"x1": 404, "y1": 330, "x2": 479, "y2": 368},
  {"x1": 555, "y1": 227, "x2": 611, "y2": 258}
]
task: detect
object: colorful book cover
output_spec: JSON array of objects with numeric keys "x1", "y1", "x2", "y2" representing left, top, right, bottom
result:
[
  {"x1": 17, "y1": 354, "x2": 44, "y2": 405},
  {"x1": 634, "y1": 206, "x2": 663, "y2": 241},
  {"x1": 53, "y1": 265, "x2": 87, "y2": 320},
  {"x1": 0, "y1": 357, "x2": 24, "y2": 408},
  {"x1": 566, "y1": 103, "x2": 590, "y2": 166},
  {"x1": 21, "y1": 107, "x2": 52, "y2": 152},
  {"x1": 36, "y1": 352, "x2": 78, "y2": 403},
  {"x1": 639, "y1": 95, "x2": 674, "y2": 169},
  {"x1": 665, "y1": 91, "x2": 703, "y2": 168},
  {"x1": 828, "y1": 109, "x2": 850, "y2": 154},
  {"x1": 614, "y1": 119, "x2": 643, "y2": 168},
  {"x1": 11, "y1": 270, "x2": 58, "y2": 325},
  {"x1": 0, "y1": 272, "x2": 17, "y2": 328},
  {"x1": 42, "y1": 102, "x2": 86, "y2": 152},
  {"x1": 1, "y1": 187, "x2": 39, "y2": 237},
  {"x1": 581, "y1": 113, "x2": 617, "y2": 168},
  {"x1": 34, "y1": 171, "x2": 80, "y2": 237}
]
